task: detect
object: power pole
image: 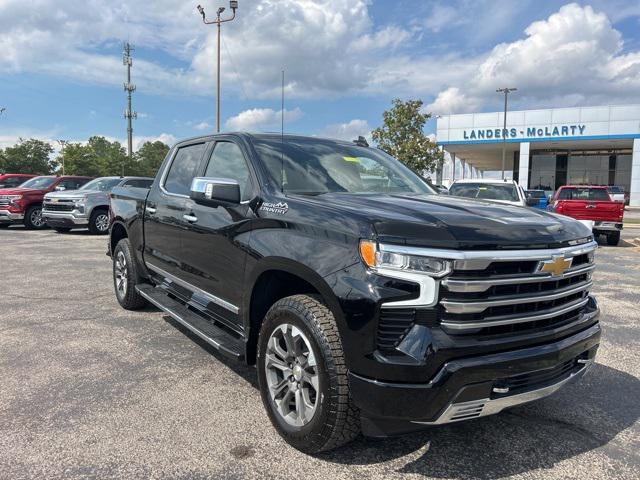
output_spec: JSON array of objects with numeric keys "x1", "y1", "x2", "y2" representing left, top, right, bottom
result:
[
  {"x1": 197, "y1": 1, "x2": 239, "y2": 132},
  {"x1": 496, "y1": 87, "x2": 517, "y2": 180},
  {"x1": 123, "y1": 42, "x2": 137, "y2": 175},
  {"x1": 57, "y1": 140, "x2": 68, "y2": 175}
]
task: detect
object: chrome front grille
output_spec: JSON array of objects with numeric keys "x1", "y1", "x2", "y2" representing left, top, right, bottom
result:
[
  {"x1": 43, "y1": 200, "x2": 76, "y2": 212},
  {"x1": 438, "y1": 241, "x2": 597, "y2": 335}
]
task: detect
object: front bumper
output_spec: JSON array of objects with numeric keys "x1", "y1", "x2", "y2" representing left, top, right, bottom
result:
[
  {"x1": 0, "y1": 209, "x2": 24, "y2": 223},
  {"x1": 593, "y1": 221, "x2": 623, "y2": 232},
  {"x1": 350, "y1": 321, "x2": 600, "y2": 436},
  {"x1": 42, "y1": 212, "x2": 88, "y2": 227}
]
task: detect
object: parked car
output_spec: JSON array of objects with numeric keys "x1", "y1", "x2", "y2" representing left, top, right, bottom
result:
[
  {"x1": 449, "y1": 179, "x2": 530, "y2": 207},
  {"x1": 0, "y1": 173, "x2": 36, "y2": 189},
  {"x1": 606, "y1": 185, "x2": 625, "y2": 203},
  {"x1": 549, "y1": 185, "x2": 624, "y2": 245},
  {"x1": 0, "y1": 175, "x2": 92, "y2": 229},
  {"x1": 525, "y1": 189, "x2": 548, "y2": 209},
  {"x1": 43, "y1": 176, "x2": 153, "y2": 234},
  {"x1": 108, "y1": 133, "x2": 600, "y2": 453},
  {"x1": 431, "y1": 184, "x2": 449, "y2": 194}
]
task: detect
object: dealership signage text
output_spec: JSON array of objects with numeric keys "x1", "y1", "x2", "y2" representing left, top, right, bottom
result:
[{"x1": 463, "y1": 124, "x2": 586, "y2": 140}]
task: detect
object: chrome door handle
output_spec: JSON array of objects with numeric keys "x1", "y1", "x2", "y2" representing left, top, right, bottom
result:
[
  {"x1": 183, "y1": 214, "x2": 198, "y2": 223},
  {"x1": 145, "y1": 206, "x2": 157, "y2": 214}
]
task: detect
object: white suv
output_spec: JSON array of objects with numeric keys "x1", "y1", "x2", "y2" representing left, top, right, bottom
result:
[{"x1": 448, "y1": 179, "x2": 529, "y2": 207}]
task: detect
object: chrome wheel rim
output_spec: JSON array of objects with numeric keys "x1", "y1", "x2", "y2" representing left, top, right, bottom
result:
[
  {"x1": 114, "y1": 251, "x2": 128, "y2": 297},
  {"x1": 265, "y1": 324, "x2": 319, "y2": 427},
  {"x1": 31, "y1": 208, "x2": 44, "y2": 227},
  {"x1": 96, "y1": 214, "x2": 109, "y2": 232}
]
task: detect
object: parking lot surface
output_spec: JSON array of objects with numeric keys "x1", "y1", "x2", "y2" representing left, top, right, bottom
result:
[{"x1": 1, "y1": 227, "x2": 639, "y2": 480}]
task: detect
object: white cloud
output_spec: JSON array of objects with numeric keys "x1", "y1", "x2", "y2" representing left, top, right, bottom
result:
[
  {"x1": 318, "y1": 119, "x2": 372, "y2": 142},
  {"x1": 429, "y1": 3, "x2": 640, "y2": 113},
  {"x1": 193, "y1": 121, "x2": 213, "y2": 131},
  {"x1": 225, "y1": 108, "x2": 303, "y2": 131}
]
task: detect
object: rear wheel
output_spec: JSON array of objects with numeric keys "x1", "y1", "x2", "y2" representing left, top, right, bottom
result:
[
  {"x1": 24, "y1": 205, "x2": 46, "y2": 229},
  {"x1": 113, "y1": 238, "x2": 148, "y2": 310},
  {"x1": 606, "y1": 231, "x2": 620, "y2": 246},
  {"x1": 257, "y1": 294, "x2": 360, "y2": 453},
  {"x1": 89, "y1": 209, "x2": 110, "y2": 235}
]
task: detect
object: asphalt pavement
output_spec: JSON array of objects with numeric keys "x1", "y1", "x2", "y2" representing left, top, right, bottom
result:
[{"x1": 0, "y1": 227, "x2": 639, "y2": 480}]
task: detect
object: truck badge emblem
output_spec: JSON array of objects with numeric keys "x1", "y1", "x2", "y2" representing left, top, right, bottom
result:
[
  {"x1": 259, "y1": 202, "x2": 288, "y2": 215},
  {"x1": 538, "y1": 255, "x2": 572, "y2": 276}
]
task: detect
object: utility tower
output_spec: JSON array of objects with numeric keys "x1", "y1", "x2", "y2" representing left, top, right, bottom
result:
[{"x1": 123, "y1": 43, "x2": 137, "y2": 170}]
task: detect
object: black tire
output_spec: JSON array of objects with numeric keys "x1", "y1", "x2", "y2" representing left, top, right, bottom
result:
[
  {"x1": 113, "y1": 238, "x2": 148, "y2": 310},
  {"x1": 89, "y1": 208, "x2": 110, "y2": 235},
  {"x1": 54, "y1": 227, "x2": 72, "y2": 233},
  {"x1": 606, "y1": 231, "x2": 620, "y2": 246},
  {"x1": 257, "y1": 294, "x2": 360, "y2": 454},
  {"x1": 24, "y1": 205, "x2": 47, "y2": 229},
  {"x1": 0, "y1": 224, "x2": 10, "y2": 229}
]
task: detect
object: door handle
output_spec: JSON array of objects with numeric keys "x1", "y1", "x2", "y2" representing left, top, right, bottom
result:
[
  {"x1": 183, "y1": 213, "x2": 198, "y2": 223},
  {"x1": 145, "y1": 206, "x2": 157, "y2": 214},
  {"x1": 586, "y1": 204, "x2": 596, "y2": 209}
]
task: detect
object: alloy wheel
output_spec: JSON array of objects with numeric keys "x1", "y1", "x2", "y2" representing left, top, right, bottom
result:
[
  {"x1": 264, "y1": 323, "x2": 319, "y2": 427},
  {"x1": 115, "y1": 251, "x2": 128, "y2": 297},
  {"x1": 96, "y1": 214, "x2": 109, "y2": 232},
  {"x1": 31, "y1": 208, "x2": 44, "y2": 228}
]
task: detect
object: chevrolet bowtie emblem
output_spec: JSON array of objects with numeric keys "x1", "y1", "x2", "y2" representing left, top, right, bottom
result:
[{"x1": 538, "y1": 255, "x2": 573, "y2": 276}]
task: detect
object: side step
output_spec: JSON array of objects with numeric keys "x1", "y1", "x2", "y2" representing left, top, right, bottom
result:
[{"x1": 136, "y1": 283, "x2": 245, "y2": 361}]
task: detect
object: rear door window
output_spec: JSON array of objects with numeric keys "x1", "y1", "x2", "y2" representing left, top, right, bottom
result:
[
  {"x1": 164, "y1": 143, "x2": 207, "y2": 196},
  {"x1": 558, "y1": 188, "x2": 610, "y2": 201}
]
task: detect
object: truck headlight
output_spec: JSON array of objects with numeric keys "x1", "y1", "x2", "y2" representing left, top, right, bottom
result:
[{"x1": 359, "y1": 240, "x2": 452, "y2": 277}]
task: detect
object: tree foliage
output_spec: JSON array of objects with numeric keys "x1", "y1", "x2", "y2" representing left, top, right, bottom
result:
[
  {"x1": 371, "y1": 99, "x2": 444, "y2": 175},
  {"x1": 132, "y1": 141, "x2": 171, "y2": 177},
  {"x1": 0, "y1": 139, "x2": 56, "y2": 174}
]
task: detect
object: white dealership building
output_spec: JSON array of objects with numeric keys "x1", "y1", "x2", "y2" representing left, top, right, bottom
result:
[{"x1": 436, "y1": 104, "x2": 640, "y2": 206}]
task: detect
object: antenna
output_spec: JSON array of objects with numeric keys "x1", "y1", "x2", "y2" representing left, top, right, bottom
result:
[{"x1": 281, "y1": 69, "x2": 285, "y2": 193}]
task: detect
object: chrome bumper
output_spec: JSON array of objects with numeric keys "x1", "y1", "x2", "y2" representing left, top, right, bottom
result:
[
  {"x1": 42, "y1": 211, "x2": 88, "y2": 225},
  {"x1": 593, "y1": 221, "x2": 622, "y2": 232},
  {"x1": 0, "y1": 209, "x2": 24, "y2": 221},
  {"x1": 413, "y1": 359, "x2": 593, "y2": 425}
]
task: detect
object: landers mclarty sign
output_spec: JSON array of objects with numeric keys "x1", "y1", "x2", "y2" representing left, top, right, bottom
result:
[{"x1": 463, "y1": 124, "x2": 586, "y2": 140}]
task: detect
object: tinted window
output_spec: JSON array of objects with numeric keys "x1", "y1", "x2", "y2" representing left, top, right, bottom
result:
[
  {"x1": 59, "y1": 178, "x2": 89, "y2": 190},
  {"x1": 0, "y1": 177, "x2": 26, "y2": 188},
  {"x1": 607, "y1": 186, "x2": 623, "y2": 193},
  {"x1": 164, "y1": 144, "x2": 206, "y2": 195},
  {"x1": 527, "y1": 190, "x2": 545, "y2": 198},
  {"x1": 252, "y1": 137, "x2": 432, "y2": 195},
  {"x1": 20, "y1": 177, "x2": 57, "y2": 189},
  {"x1": 80, "y1": 177, "x2": 121, "y2": 192},
  {"x1": 450, "y1": 183, "x2": 519, "y2": 202},
  {"x1": 123, "y1": 179, "x2": 153, "y2": 188},
  {"x1": 204, "y1": 142, "x2": 252, "y2": 201},
  {"x1": 558, "y1": 188, "x2": 611, "y2": 201}
]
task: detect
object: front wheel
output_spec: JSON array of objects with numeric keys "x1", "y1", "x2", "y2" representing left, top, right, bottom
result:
[
  {"x1": 607, "y1": 231, "x2": 621, "y2": 246},
  {"x1": 24, "y1": 205, "x2": 46, "y2": 229},
  {"x1": 113, "y1": 238, "x2": 148, "y2": 310},
  {"x1": 257, "y1": 295, "x2": 360, "y2": 453},
  {"x1": 89, "y1": 209, "x2": 110, "y2": 235}
]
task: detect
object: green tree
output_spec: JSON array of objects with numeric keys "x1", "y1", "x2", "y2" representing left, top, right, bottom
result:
[
  {"x1": 372, "y1": 99, "x2": 444, "y2": 176},
  {"x1": 57, "y1": 137, "x2": 127, "y2": 177},
  {"x1": 0, "y1": 138, "x2": 55, "y2": 174},
  {"x1": 131, "y1": 141, "x2": 170, "y2": 177}
]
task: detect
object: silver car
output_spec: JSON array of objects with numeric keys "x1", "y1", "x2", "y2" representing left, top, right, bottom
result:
[{"x1": 42, "y1": 176, "x2": 153, "y2": 234}]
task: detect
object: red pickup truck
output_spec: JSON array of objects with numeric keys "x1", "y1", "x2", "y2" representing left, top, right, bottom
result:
[
  {"x1": 550, "y1": 185, "x2": 624, "y2": 245},
  {"x1": 0, "y1": 173, "x2": 37, "y2": 189},
  {"x1": 0, "y1": 175, "x2": 92, "y2": 229}
]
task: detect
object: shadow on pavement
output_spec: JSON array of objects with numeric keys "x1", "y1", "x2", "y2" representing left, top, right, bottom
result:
[{"x1": 321, "y1": 363, "x2": 639, "y2": 478}]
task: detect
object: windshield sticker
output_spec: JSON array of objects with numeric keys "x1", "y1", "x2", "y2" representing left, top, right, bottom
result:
[
  {"x1": 260, "y1": 201, "x2": 288, "y2": 215},
  {"x1": 343, "y1": 156, "x2": 360, "y2": 163}
]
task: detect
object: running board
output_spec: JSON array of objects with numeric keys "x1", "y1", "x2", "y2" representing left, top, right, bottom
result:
[{"x1": 136, "y1": 283, "x2": 244, "y2": 361}]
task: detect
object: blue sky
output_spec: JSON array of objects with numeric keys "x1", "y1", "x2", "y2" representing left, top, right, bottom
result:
[{"x1": 1, "y1": 0, "x2": 639, "y2": 151}]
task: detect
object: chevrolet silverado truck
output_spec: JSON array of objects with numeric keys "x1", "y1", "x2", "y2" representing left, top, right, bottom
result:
[
  {"x1": 0, "y1": 175, "x2": 92, "y2": 229},
  {"x1": 549, "y1": 185, "x2": 624, "y2": 246},
  {"x1": 108, "y1": 133, "x2": 601, "y2": 453},
  {"x1": 43, "y1": 176, "x2": 153, "y2": 234}
]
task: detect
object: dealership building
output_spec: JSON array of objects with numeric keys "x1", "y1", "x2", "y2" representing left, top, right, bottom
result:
[{"x1": 436, "y1": 104, "x2": 640, "y2": 206}]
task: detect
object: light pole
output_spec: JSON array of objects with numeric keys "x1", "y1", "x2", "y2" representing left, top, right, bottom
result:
[
  {"x1": 496, "y1": 87, "x2": 517, "y2": 180},
  {"x1": 197, "y1": 1, "x2": 239, "y2": 133},
  {"x1": 57, "y1": 140, "x2": 68, "y2": 176}
]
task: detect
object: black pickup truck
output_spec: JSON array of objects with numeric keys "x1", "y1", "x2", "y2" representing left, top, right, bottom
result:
[{"x1": 108, "y1": 133, "x2": 601, "y2": 453}]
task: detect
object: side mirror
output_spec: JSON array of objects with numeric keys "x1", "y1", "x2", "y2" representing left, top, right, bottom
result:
[
  {"x1": 190, "y1": 177, "x2": 240, "y2": 206},
  {"x1": 55, "y1": 185, "x2": 66, "y2": 191}
]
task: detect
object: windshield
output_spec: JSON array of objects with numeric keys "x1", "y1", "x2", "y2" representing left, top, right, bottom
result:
[
  {"x1": 251, "y1": 137, "x2": 434, "y2": 195},
  {"x1": 19, "y1": 177, "x2": 57, "y2": 189},
  {"x1": 449, "y1": 183, "x2": 519, "y2": 202},
  {"x1": 527, "y1": 190, "x2": 545, "y2": 198},
  {"x1": 558, "y1": 188, "x2": 611, "y2": 201},
  {"x1": 80, "y1": 177, "x2": 121, "y2": 192}
]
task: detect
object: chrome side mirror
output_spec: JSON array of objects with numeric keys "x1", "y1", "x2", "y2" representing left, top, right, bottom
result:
[{"x1": 190, "y1": 177, "x2": 240, "y2": 206}]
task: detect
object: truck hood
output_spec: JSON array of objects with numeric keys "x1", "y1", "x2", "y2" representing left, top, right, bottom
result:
[
  {"x1": 0, "y1": 187, "x2": 45, "y2": 196},
  {"x1": 298, "y1": 193, "x2": 593, "y2": 249},
  {"x1": 45, "y1": 189, "x2": 101, "y2": 200}
]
